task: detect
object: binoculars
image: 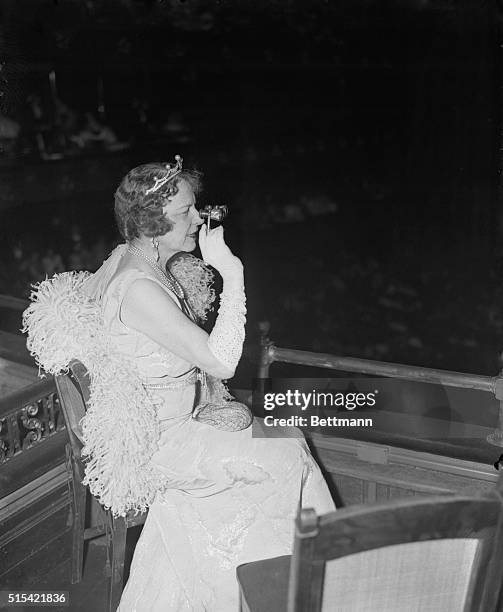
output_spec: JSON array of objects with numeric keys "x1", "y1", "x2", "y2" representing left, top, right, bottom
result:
[{"x1": 199, "y1": 205, "x2": 229, "y2": 224}]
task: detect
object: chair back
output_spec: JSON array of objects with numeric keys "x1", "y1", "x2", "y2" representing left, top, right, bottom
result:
[
  {"x1": 55, "y1": 359, "x2": 90, "y2": 451},
  {"x1": 55, "y1": 359, "x2": 147, "y2": 612},
  {"x1": 288, "y1": 473, "x2": 503, "y2": 612}
]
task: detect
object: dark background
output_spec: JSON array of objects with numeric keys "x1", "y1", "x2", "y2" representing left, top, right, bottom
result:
[{"x1": 0, "y1": 0, "x2": 501, "y2": 375}]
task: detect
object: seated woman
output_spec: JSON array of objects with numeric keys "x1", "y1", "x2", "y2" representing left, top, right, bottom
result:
[{"x1": 25, "y1": 157, "x2": 335, "y2": 611}]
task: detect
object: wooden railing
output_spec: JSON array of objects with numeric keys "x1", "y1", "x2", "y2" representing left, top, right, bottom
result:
[
  {"x1": 1, "y1": 315, "x2": 502, "y2": 470},
  {"x1": 0, "y1": 377, "x2": 65, "y2": 464},
  {"x1": 0, "y1": 294, "x2": 62, "y2": 472},
  {"x1": 0, "y1": 375, "x2": 70, "y2": 586},
  {"x1": 0, "y1": 294, "x2": 29, "y2": 312},
  {"x1": 257, "y1": 322, "x2": 503, "y2": 448},
  {"x1": 0, "y1": 294, "x2": 32, "y2": 366}
]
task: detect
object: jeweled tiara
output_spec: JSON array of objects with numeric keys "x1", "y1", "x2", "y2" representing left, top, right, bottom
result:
[{"x1": 145, "y1": 154, "x2": 183, "y2": 195}]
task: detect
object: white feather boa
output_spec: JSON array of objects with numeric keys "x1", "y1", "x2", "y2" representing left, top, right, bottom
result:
[{"x1": 22, "y1": 271, "x2": 166, "y2": 517}]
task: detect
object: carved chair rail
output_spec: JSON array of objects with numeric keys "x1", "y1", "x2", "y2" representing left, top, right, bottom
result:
[{"x1": 0, "y1": 376, "x2": 64, "y2": 464}]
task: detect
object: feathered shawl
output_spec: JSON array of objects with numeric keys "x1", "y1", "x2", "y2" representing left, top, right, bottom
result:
[
  {"x1": 22, "y1": 245, "x2": 168, "y2": 517},
  {"x1": 22, "y1": 266, "x2": 165, "y2": 517},
  {"x1": 22, "y1": 245, "x2": 222, "y2": 516}
]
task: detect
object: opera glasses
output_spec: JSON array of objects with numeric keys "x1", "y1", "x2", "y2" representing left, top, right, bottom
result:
[{"x1": 199, "y1": 205, "x2": 229, "y2": 228}]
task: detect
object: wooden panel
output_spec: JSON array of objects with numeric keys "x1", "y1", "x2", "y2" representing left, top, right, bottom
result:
[
  {"x1": 376, "y1": 484, "x2": 418, "y2": 502},
  {"x1": 307, "y1": 433, "x2": 497, "y2": 507},
  {"x1": 0, "y1": 464, "x2": 68, "y2": 524},
  {"x1": 0, "y1": 430, "x2": 68, "y2": 497},
  {"x1": 330, "y1": 473, "x2": 365, "y2": 506},
  {"x1": 0, "y1": 357, "x2": 38, "y2": 396},
  {"x1": 0, "y1": 330, "x2": 35, "y2": 367},
  {"x1": 1, "y1": 529, "x2": 72, "y2": 589},
  {"x1": 0, "y1": 295, "x2": 28, "y2": 311},
  {"x1": 0, "y1": 487, "x2": 71, "y2": 583}
]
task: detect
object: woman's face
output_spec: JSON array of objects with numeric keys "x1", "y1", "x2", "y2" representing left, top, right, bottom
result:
[{"x1": 161, "y1": 179, "x2": 203, "y2": 254}]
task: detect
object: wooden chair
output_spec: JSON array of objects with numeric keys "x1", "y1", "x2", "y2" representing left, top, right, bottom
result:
[
  {"x1": 55, "y1": 360, "x2": 147, "y2": 612},
  {"x1": 237, "y1": 472, "x2": 503, "y2": 612}
]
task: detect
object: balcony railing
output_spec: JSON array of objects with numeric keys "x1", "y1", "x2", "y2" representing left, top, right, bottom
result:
[
  {"x1": 0, "y1": 294, "x2": 29, "y2": 312},
  {"x1": 0, "y1": 377, "x2": 65, "y2": 464},
  {"x1": 2, "y1": 316, "x2": 503, "y2": 472},
  {"x1": 256, "y1": 322, "x2": 503, "y2": 448}
]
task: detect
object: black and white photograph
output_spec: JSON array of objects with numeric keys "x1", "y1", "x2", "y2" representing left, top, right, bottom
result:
[{"x1": 1, "y1": 1, "x2": 503, "y2": 610}]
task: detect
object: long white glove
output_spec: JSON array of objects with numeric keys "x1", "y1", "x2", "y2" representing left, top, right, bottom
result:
[{"x1": 199, "y1": 226, "x2": 246, "y2": 375}]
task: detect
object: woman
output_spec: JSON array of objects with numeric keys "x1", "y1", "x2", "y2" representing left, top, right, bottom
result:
[{"x1": 25, "y1": 157, "x2": 335, "y2": 611}]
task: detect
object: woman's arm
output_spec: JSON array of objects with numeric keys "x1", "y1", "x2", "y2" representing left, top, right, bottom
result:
[
  {"x1": 122, "y1": 225, "x2": 246, "y2": 380},
  {"x1": 121, "y1": 278, "x2": 237, "y2": 379}
]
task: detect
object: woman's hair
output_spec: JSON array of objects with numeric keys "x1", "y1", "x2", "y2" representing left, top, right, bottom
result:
[{"x1": 114, "y1": 163, "x2": 202, "y2": 241}]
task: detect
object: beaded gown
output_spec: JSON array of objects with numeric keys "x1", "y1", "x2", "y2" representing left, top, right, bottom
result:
[{"x1": 101, "y1": 267, "x2": 335, "y2": 611}]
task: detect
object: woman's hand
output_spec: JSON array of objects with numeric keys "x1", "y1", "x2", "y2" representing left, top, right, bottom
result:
[{"x1": 198, "y1": 225, "x2": 243, "y2": 280}]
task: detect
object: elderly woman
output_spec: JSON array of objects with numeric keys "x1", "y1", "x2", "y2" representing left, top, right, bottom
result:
[{"x1": 24, "y1": 157, "x2": 334, "y2": 611}]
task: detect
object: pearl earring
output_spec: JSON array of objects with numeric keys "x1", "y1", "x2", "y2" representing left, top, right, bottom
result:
[{"x1": 152, "y1": 236, "x2": 160, "y2": 262}]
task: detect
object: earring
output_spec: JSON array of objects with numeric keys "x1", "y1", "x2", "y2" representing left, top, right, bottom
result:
[{"x1": 152, "y1": 236, "x2": 160, "y2": 262}]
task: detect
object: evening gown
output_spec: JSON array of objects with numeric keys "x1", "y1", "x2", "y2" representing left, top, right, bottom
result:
[{"x1": 101, "y1": 268, "x2": 335, "y2": 611}]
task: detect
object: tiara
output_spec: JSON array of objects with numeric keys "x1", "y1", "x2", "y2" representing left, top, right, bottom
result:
[{"x1": 145, "y1": 155, "x2": 183, "y2": 195}]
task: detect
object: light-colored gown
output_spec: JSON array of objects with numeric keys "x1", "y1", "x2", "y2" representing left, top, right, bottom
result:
[{"x1": 102, "y1": 268, "x2": 335, "y2": 611}]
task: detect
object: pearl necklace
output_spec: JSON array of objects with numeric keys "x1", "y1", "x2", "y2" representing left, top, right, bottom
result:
[{"x1": 127, "y1": 243, "x2": 185, "y2": 300}]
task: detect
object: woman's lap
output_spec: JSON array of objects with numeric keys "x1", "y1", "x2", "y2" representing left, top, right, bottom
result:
[{"x1": 119, "y1": 416, "x2": 335, "y2": 611}]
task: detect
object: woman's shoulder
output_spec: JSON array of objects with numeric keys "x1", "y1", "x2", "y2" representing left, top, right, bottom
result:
[
  {"x1": 105, "y1": 265, "x2": 148, "y2": 300},
  {"x1": 110, "y1": 263, "x2": 150, "y2": 287},
  {"x1": 101, "y1": 266, "x2": 166, "y2": 331},
  {"x1": 106, "y1": 263, "x2": 181, "y2": 309}
]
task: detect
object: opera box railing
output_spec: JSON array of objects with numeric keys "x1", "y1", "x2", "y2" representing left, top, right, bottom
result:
[
  {"x1": 0, "y1": 377, "x2": 64, "y2": 464},
  {"x1": 1, "y1": 319, "x2": 503, "y2": 581},
  {"x1": 255, "y1": 321, "x2": 502, "y2": 506},
  {"x1": 0, "y1": 377, "x2": 70, "y2": 587}
]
